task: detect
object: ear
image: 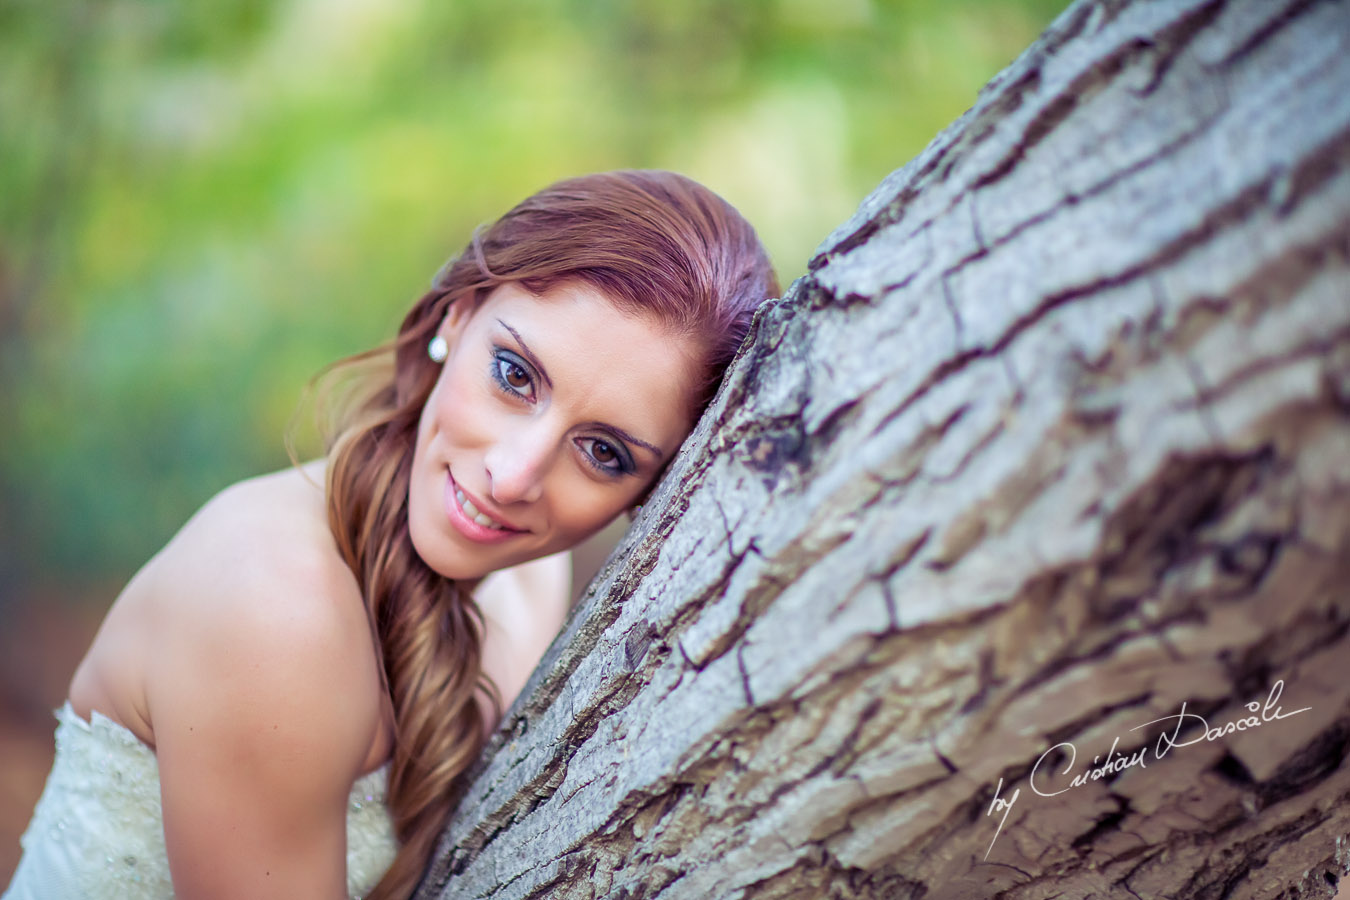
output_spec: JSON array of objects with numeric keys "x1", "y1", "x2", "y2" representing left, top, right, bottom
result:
[{"x1": 436, "y1": 292, "x2": 486, "y2": 345}]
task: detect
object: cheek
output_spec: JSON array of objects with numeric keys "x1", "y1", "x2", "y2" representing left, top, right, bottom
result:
[
  {"x1": 547, "y1": 487, "x2": 638, "y2": 541},
  {"x1": 426, "y1": 361, "x2": 490, "y2": 439}
]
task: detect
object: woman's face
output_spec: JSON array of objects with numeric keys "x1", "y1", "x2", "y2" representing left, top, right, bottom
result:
[{"x1": 408, "y1": 280, "x2": 704, "y2": 581}]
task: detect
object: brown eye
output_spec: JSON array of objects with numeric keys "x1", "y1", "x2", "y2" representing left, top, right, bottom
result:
[
  {"x1": 491, "y1": 351, "x2": 535, "y2": 400},
  {"x1": 578, "y1": 437, "x2": 632, "y2": 476},
  {"x1": 505, "y1": 361, "x2": 529, "y2": 389}
]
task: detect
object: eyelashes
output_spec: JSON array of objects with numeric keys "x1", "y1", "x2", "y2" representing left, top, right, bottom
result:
[
  {"x1": 576, "y1": 437, "x2": 631, "y2": 476},
  {"x1": 487, "y1": 348, "x2": 636, "y2": 477},
  {"x1": 491, "y1": 351, "x2": 534, "y2": 401}
]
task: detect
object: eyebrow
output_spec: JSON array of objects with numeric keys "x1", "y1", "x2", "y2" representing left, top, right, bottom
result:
[
  {"x1": 499, "y1": 320, "x2": 553, "y2": 390},
  {"x1": 497, "y1": 318, "x2": 666, "y2": 460},
  {"x1": 604, "y1": 425, "x2": 665, "y2": 461}
]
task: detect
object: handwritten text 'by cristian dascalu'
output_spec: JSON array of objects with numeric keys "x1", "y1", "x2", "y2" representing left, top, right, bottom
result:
[{"x1": 983, "y1": 679, "x2": 1311, "y2": 860}]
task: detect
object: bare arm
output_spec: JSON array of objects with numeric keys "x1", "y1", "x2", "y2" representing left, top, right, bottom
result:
[{"x1": 143, "y1": 489, "x2": 384, "y2": 899}]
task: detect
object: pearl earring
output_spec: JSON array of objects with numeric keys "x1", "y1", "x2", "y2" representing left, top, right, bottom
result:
[{"x1": 428, "y1": 335, "x2": 448, "y2": 363}]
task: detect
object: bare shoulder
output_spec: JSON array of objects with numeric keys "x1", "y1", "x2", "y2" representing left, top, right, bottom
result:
[
  {"x1": 160, "y1": 459, "x2": 334, "y2": 584},
  {"x1": 141, "y1": 462, "x2": 383, "y2": 894},
  {"x1": 70, "y1": 459, "x2": 370, "y2": 733},
  {"x1": 144, "y1": 459, "x2": 382, "y2": 762},
  {"x1": 64, "y1": 460, "x2": 382, "y2": 893}
]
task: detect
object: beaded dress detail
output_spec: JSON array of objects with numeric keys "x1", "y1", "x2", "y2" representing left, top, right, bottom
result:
[{"x1": 3, "y1": 703, "x2": 397, "y2": 899}]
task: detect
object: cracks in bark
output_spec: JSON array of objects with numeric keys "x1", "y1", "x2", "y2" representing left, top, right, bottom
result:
[
  {"x1": 818, "y1": 0, "x2": 1331, "y2": 314},
  {"x1": 927, "y1": 411, "x2": 1007, "y2": 488},
  {"x1": 1070, "y1": 793, "x2": 1133, "y2": 849},
  {"x1": 984, "y1": 129, "x2": 1348, "y2": 393},
  {"x1": 713, "y1": 291, "x2": 799, "y2": 420},
  {"x1": 998, "y1": 444, "x2": 1279, "y2": 700},
  {"x1": 959, "y1": 648, "x2": 1000, "y2": 716},
  {"x1": 823, "y1": 697, "x2": 885, "y2": 778},
  {"x1": 870, "y1": 527, "x2": 931, "y2": 630},
  {"x1": 802, "y1": 398, "x2": 865, "y2": 479},
  {"x1": 623, "y1": 622, "x2": 657, "y2": 672},
  {"x1": 436, "y1": 756, "x2": 574, "y2": 883},
  {"x1": 1155, "y1": 220, "x2": 1350, "y2": 430},
  {"x1": 1182, "y1": 324, "x2": 1350, "y2": 424},
  {"x1": 1039, "y1": 690, "x2": 1157, "y2": 754},
  {"x1": 1214, "y1": 0, "x2": 1329, "y2": 69},
  {"x1": 831, "y1": 106, "x2": 1335, "y2": 466},
  {"x1": 736, "y1": 642, "x2": 755, "y2": 707},
  {"x1": 423, "y1": 1, "x2": 1350, "y2": 896},
  {"x1": 1094, "y1": 455, "x2": 1256, "y2": 614},
  {"x1": 1271, "y1": 123, "x2": 1350, "y2": 221},
  {"x1": 681, "y1": 534, "x2": 821, "y2": 674},
  {"x1": 1179, "y1": 347, "x2": 1228, "y2": 448},
  {"x1": 1322, "y1": 334, "x2": 1350, "y2": 412},
  {"x1": 671, "y1": 553, "x2": 748, "y2": 669},
  {"x1": 938, "y1": 85, "x2": 1347, "y2": 442},
  {"x1": 966, "y1": 184, "x2": 989, "y2": 255},
  {"x1": 540, "y1": 418, "x2": 1328, "y2": 900},
  {"x1": 928, "y1": 728, "x2": 959, "y2": 776},
  {"x1": 940, "y1": 272, "x2": 966, "y2": 352},
  {"x1": 818, "y1": 0, "x2": 1222, "y2": 265},
  {"x1": 826, "y1": 82, "x2": 1231, "y2": 431},
  {"x1": 734, "y1": 412, "x2": 811, "y2": 494},
  {"x1": 570, "y1": 626, "x2": 984, "y2": 894},
  {"x1": 1119, "y1": 849, "x2": 1168, "y2": 900},
  {"x1": 974, "y1": 0, "x2": 1226, "y2": 191},
  {"x1": 1000, "y1": 350, "x2": 1027, "y2": 407},
  {"x1": 735, "y1": 846, "x2": 928, "y2": 900}
]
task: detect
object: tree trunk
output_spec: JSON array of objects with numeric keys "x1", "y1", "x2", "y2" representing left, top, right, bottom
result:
[{"x1": 418, "y1": 0, "x2": 1350, "y2": 897}]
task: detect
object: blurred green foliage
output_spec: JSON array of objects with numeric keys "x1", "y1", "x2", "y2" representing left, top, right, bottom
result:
[{"x1": 0, "y1": 0, "x2": 1066, "y2": 597}]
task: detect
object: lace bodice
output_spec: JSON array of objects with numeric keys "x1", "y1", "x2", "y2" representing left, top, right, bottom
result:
[{"x1": 3, "y1": 703, "x2": 398, "y2": 899}]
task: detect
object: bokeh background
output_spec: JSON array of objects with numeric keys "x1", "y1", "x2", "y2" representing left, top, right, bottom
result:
[{"x1": 0, "y1": 0, "x2": 1067, "y2": 879}]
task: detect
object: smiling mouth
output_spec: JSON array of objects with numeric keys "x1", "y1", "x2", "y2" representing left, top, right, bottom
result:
[
  {"x1": 445, "y1": 469, "x2": 525, "y2": 536},
  {"x1": 454, "y1": 485, "x2": 512, "y2": 530}
]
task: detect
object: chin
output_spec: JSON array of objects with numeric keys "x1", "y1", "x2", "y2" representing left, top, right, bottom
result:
[
  {"x1": 408, "y1": 529, "x2": 473, "y2": 582},
  {"x1": 414, "y1": 545, "x2": 487, "y2": 582},
  {"x1": 406, "y1": 502, "x2": 462, "y2": 580}
]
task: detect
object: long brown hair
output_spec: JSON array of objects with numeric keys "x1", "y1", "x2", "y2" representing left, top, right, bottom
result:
[{"x1": 318, "y1": 170, "x2": 777, "y2": 898}]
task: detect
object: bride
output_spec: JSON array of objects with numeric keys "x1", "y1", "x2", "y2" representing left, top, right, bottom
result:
[{"x1": 4, "y1": 170, "x2": 778, "y2": 899}]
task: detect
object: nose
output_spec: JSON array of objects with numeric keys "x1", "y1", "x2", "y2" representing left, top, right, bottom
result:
[{"x1": 482, "y1": 422, "x2": 553, "y2": 506}]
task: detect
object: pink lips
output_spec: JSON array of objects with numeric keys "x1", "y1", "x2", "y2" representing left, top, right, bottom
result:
[{"x1": 443, "y1": 470, "x2": 522, "y2": 544}]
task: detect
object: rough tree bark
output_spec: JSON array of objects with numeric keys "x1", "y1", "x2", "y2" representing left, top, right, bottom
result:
[{"x1": 417, "y1": 0, "x2": 1350, "y2": 897}]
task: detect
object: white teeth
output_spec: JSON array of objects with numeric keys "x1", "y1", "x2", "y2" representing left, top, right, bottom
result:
[{"x1": 455, "y1": 487, "x2": 504, "y2": 530}]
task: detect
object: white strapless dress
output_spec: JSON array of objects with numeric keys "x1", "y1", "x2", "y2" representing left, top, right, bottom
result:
[{"x1": 3, "y1": 703, "x2": 398, "y2": 899}]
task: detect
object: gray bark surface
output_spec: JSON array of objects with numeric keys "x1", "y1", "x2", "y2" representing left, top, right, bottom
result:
[{"x1": 419, "y1": 0, "x2": 1350, "y2": 897}]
